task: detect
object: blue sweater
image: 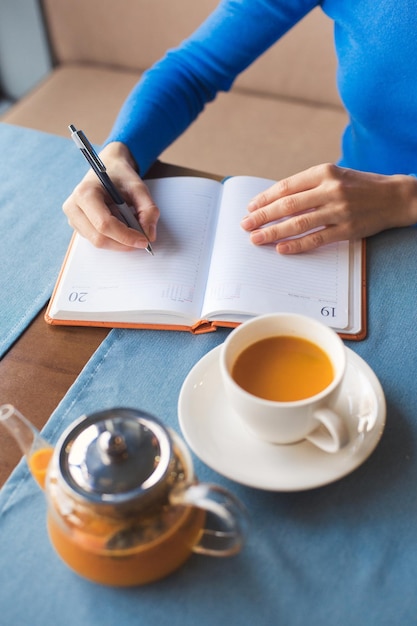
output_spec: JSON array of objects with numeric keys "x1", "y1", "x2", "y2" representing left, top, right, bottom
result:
[{"x1": 107, "y1": 0, "x2": 417, "y2": 178}]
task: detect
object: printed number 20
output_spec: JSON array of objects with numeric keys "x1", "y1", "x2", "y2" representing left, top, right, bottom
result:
[{"x1": 69, "y1": 291, "x2": 88, "y2": 303}]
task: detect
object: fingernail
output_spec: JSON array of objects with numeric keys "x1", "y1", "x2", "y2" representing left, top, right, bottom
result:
[
  {"x1": 277, "y1": 243, "x2": 290, "y2": 254},
  {"x1": 241, "y1": 215, "x2": 254, "y2": 230},
  {"x1": 250, "y1": 230, "x2": 265, "y2": 244},
  {"x1": 147, "y1": 223, "x2": 156, "y2": 241}
]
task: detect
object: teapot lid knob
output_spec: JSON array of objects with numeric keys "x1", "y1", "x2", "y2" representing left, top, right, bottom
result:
[
  {"x1": 56, "y1": 408, "x2": 174, "y2": 507},
  {"x1": 97, "y1": 430, "x2": 128, "y2": 461}
]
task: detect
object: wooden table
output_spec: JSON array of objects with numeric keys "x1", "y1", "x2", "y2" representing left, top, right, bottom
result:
[{"x1": 0, "y1": 310, "x2": 108, "y2": 485}]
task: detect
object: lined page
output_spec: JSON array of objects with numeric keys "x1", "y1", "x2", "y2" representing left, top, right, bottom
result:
[
  {"x1": 50, "y1": 177, "x2": 221, "y2": 323},
  {"x1": 202, "y1": 176, "x2": 350, "y2": 329}
]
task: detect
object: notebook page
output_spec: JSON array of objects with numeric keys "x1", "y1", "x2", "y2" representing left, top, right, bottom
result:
[
  {"x1": 202, "y1": 176, "x2": 350, "y2": 329},
  {"x1": 49, "y1": 177, "x2": 221, "y2": 323}
]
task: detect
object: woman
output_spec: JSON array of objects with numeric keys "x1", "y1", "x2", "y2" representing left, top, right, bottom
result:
[{"x1": 63, "y1": 0, "x2": 417, "y2": 253}]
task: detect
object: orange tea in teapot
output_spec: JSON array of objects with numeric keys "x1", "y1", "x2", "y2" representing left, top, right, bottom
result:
[
  {"x1": 0, "y1": 405, "x2": 246, "y2": 586},
  {"x1": 46, "y1": 469, "x2": 206, "y2": 586}
]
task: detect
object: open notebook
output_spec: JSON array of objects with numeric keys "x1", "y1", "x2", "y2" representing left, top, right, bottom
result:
[{"x1": 45, "y1": 176, "x2": 366, "y2": 339}]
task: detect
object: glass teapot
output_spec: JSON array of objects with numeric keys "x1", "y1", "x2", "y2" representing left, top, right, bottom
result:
[{"x1": 0, "y1": 404, "x2": 247, "y2": 586}]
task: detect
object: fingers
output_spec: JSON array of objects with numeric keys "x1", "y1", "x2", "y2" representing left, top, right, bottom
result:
[
  {"x1": 125, "y1": 179, "x2": 160, "y2": 243},
  {"x1": 63, "y1": 143, "x2": 160, "y2": 251},
  {"x1": 247, "y1": 163, "x2": 335, "y2": 213},
  {"x1": 240, "y1": 164, "x2": 417, "y2": 254},
  {"x1": 64, "y1": 200, "x2": 137, "y2": 252},
  {"x1": 63, "y1": 182, "x2": 149, "y2": 251},
  {"x1": 248, "y1": 208, "x2": 348, "y2": 254},
  {"x1": 247, "y1": 208, "x2": 327, "y2": 245},
  {"x1": 242, "y1": 188, "x2": 327, "y2": 234},
  {"x1": 241, "y1": 164, "x2": 350, "y2": 254},
  {"x1": 275, "y1": 226, "x2": 343, "y2": 254}
]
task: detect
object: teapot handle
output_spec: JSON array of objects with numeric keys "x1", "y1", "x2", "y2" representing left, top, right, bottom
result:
[{"x1": 169, "y1": 482, "x2": 248, "y2": 556}]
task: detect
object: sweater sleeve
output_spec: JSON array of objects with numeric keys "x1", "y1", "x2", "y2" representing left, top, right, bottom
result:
[{"x1": 105, "y1": 0, "x2": 319, "y2": 174}]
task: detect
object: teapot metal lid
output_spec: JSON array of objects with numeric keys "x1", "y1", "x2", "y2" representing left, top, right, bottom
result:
[{"x1": 56, "y1": 408, "x2": 176, "y2": 508}]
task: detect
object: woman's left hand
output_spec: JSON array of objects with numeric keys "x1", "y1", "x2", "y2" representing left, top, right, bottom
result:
[{"x1": 241, "y1": 163, "x2": 417, "y2": 254}]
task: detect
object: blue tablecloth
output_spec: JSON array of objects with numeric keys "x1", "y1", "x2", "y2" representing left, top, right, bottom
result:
[
  {"x1": 0, "y1": 123, "x2": 86, "y2": 357},
  {"x1": 0, "y1": 224, "x2": 416, "y2": 625}
]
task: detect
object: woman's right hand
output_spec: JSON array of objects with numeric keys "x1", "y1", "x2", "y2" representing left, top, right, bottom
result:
[{"x1": 63, "y1": 141, "x2": 160, "y2": 252}]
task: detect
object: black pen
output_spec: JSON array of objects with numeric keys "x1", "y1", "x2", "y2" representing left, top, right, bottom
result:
[{"x1": 69, "y1": 124, "x2": 154, "y2": 255}]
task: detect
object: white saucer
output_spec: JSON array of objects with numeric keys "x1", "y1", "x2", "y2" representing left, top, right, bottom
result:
[{"x1": 178, "y1": 345, "x2": 386, "y2": 491}]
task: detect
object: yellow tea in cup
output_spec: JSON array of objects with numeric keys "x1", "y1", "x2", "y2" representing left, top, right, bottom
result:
[
  {"x1": 221, "y1": 314, "x2": 348, "y2": 450},
  {"x1": 231, "y1": 335, "x2": 334, "y2": 402}
]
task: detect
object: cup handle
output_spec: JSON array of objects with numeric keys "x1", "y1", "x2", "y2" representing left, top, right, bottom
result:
[
  {"x1": 169, "y1": 483, "x2": 248, "y2": 556},
  {"x1": 307, "y1": 408, "x2": 350, "y2": 453}
]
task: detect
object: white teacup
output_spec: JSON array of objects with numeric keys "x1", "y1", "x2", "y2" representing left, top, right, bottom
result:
[{"x1": 220, "y1": 313, "x2": 350, "y2": 453}]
